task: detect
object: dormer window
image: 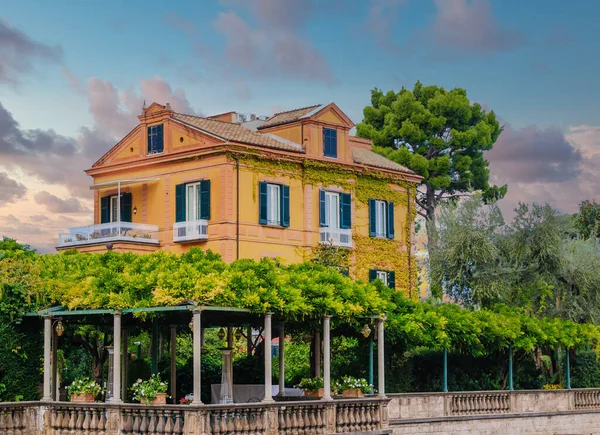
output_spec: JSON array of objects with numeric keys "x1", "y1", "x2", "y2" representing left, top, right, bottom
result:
[
  {"x1": 147, "y1": 124, "x2": 164, "y2": 155},
  {"x1": 323, "y1": 127, "x2": 337, "y2": 158}
]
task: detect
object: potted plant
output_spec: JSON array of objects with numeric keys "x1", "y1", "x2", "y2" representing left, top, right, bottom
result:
[
  {"x1": 68, "y1": 378, "x2": 102, "y2": 403},
  {"x1": 131, "y1": 373, "x2": 169, "y2": 405},
  {"x1": 295, "y1": 377, "x2": 324, "y2": 398},
  {"x1": 335, "y1": 376, "x2": 371, "y2": 398}
]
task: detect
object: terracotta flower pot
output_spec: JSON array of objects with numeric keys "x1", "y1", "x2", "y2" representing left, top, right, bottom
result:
[
  {"x1": 148, "y1": 393, "x2": 167, "y2": 405},
  {"x1": 70, "y1": 392, "x2": 95, "y2": 403},
  {"x1": 341, "y1": 388, "x2": 364, "y2": 398},
  {"x1": 304, "y1": 388, "x2": 324, "y2": 398}
]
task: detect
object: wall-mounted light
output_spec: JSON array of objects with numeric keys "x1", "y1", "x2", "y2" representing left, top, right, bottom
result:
[
  {"x1": 361, "y1": 324, "x2": 371, "y2": 338},
  {"x1": 55, "y1": 319, "x2": 65, "y2": 337},
  {"x1": 133, "y1": 206, "x2": 138, "y2": 215}
]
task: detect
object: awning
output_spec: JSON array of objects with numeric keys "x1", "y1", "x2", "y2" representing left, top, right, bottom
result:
[{"x1": 90, "y1": 177, "x2": 159, "y2": 190}]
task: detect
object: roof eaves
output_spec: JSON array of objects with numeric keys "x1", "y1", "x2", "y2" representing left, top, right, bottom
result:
[{"x1": 299, "y1": 104, "x2": 324, "y2": 119}]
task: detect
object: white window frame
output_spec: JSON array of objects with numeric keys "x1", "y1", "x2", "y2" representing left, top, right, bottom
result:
[
  {"x1": 324, "y1": 191, "x2": 340, "y2": 229},
  {"x1": 376, "y1": 270, "x2": 388, "y2": 286},
  {"x1": 266, "y1": 183, "x2": 281, "y2": 226},
  {"x1": 110, "y1": 195, "x2": 118, "y2": 223},
  {"x1": 186, "y1": 182, "x2": 201, "y2": 222},
  {"x1": 375, "y1": 200, "x2": 387, "y2": 238}
]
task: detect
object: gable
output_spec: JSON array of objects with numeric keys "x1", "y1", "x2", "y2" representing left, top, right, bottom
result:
[
  {"x1": 170, "y1": 121, "x2": 225, "y2": 150},
  {"x1": 309, "y1": 103, "x2": 354, "y2": 129}
]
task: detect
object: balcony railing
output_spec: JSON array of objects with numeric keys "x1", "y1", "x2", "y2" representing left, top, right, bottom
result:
[
  {"x1": 173, "y1": 219, "x2": 209, "y2": 242},
  {"x1": 58, "y1": 222, "x2": 160, "y2": 247},
  {"x1": 319, "y1": 228, "x2": 353, "y2": 248}
]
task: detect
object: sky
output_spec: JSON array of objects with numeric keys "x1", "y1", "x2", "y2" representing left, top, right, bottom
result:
[{"x1": 1, "y1": 0, "x2": 599, "y2": 252}]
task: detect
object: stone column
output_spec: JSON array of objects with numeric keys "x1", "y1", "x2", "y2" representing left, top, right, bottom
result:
[
  {"x1": 121, "y1": 329, "x2": 128, "y2": 402},
  {"x1": 192, "y1": 309, "x2": 203, "y2": 405},
  {"x1": 278, "y1": 322, "x2": 285, "y2": 396},
  {"x1": 323, "y1": 316, "x2": 332, "y2": 401},
  {"x1": 263, "y1": 312, "x2": 274, "y2": 402},
  {"x1": 314, "y1": 330, "x2": 321, "y2": 377},
  {"x1": 377, "y1": 317, "x2": 385, "y2": 397},
  {"x1": 170, "y1": 325, "x2": 177, "y2": 404},
  {"x1": 111, "y1": 312, "x2": 122, "y2": 403},
  {"x1": 42, "y1": 316, "x2": 52, "y2": 401}
]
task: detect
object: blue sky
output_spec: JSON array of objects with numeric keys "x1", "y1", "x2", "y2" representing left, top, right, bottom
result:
[{"x1": 1, "y1": 0, "x2": 600, "y2": 251}]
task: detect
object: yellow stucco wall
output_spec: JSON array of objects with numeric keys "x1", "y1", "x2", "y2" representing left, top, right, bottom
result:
[{"x1": 76, "y1": 107, "x2": 419, "y2": 297}]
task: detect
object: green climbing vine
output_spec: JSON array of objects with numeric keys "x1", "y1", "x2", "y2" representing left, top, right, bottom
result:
[{"x1": 228, "y1": 150, "x2": 420, "y2": 299}]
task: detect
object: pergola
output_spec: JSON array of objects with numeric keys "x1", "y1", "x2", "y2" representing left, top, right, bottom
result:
[{"x1": 25, "y1": 304, "x2": 387, "y2": 404}]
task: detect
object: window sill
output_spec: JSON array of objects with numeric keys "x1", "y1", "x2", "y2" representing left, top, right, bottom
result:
[
  {"x1": 323, "y1": 155, "x2": 338, "y2": 160},
  {"x1": 146, "y1": 151, "x2": 164, "y2": 157},
  {"x1": 262, "y1": 223, "x2": 286, "y2": 228}
]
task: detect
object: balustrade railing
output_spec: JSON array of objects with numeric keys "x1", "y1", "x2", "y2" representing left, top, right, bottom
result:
[
  {"x1": 336, "y1": 402, "x2": 380, "y2": 433},
  {"x1": 278, "y1": 403, "x2": 326, "y2": 435},
  {"x1": 207, "y1": 406, "x2": 266, "y2": 434},
  {"x1": 449, "y1": 392, "x2": 511, "y2": 415},
  {"x1": 120, "y1": 406, "x2": 185, "y2": 434},
  {"x1": 0, "y1": 403, "x2": 29, "y2": 435},
  {"x1": 574, "y1": 389, "x2": 600, "y2": 409},
  {"x1": 47, "y1": 404, "x2": 108, "y2": 434},
  {"x1": 1, "y1": 398, "x2": 388, "y2": 435},
  {"x1": 58, "y1": 222, "x2": 160, "y2": 247}
]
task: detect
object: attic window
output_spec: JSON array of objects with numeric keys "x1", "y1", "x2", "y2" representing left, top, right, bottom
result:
[
  {"x1": 148, "y1": 124, "x2": 164, "y2": 155},
  {"x1": 323, "y1": 128, "x2": 337, "y2": 158}
]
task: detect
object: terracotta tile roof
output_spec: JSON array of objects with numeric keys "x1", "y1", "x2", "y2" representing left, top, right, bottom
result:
[
  {"x1": 172, "y1": 114, "x2": 304, "y2": 152},
  {"x1": 352, "y1": 147, "x2": 415, "y2": 174},
  {"x1": 257, "y1": 104, "x2": 322, "y2": 130}
]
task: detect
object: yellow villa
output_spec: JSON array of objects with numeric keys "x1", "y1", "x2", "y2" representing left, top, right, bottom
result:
[{"x1": 57, "y1": 102, "x2": 422, "y2": 298}]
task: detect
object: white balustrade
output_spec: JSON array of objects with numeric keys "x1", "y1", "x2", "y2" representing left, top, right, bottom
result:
[
  {"x1": 319, "y1": 228, "x2": 353, "y2": 248},
  {"x1": 172, "y1": 220, "x2": 209, "y2": 242},
  {"x1": 58, "y1": 222, "x2": 160, "y2": 247}
]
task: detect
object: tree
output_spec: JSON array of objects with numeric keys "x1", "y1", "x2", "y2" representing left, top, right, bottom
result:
[
  {"x1": 574, "y1": 200, "x2": 600, "y2": 240},
  {"x1": 356, "y1": 81, "x2": 506, "y2": 243}
]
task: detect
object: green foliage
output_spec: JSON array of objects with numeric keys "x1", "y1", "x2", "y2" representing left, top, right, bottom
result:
[
  {"x1": 575, "y1": 200, "x2": 600, "y2": 240},
  {"x1": 0, "y1": 324, "x2": 42, "y2": 401},
  {"x1": 334, "y1": 376, "x2": 371, "y2": 394},
  {"x1": 131, "y1": 373, "x2": 168, "y2": 404},
  {"x1": 356, "y1": 82, "x2": 506, "y2": 238},
  {"x1": 295, "y1": 377, "x2": 324, "y2": 392},
  {"x1": 67, "y1": 378, "x2": 102, "y2": 397}
]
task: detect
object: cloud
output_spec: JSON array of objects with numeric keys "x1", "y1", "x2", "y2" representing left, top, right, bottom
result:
[
  {"x1": 487, "y1": 123, "x2": 582, "y2": 184},
  {"x1": 488, "y1": 123, "x2": 600, "y2": 216},
  {"x1": 365, "y1": 0, "x2": 407, "y2": 51},
  {"x1": 0, "y1": 19, "x2": 62, "y2": 87},
  {"x1": 0, "y1": 172, "x2": 27, "y2": 205},
  {"x1": 430, "y1": 0, "x2": 524, "y2": 53},
  {"x1": 34, "y1": 191, "x2": 90, "y2": 213}
]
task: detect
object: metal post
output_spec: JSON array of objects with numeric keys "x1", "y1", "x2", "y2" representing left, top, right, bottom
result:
[
  {"x1": 368, "y1": 335, "x2": 374, "y2": 394},
  {"x1": 111, "y1": 312, "x2": 122, "y2": 403},
  {"x1": 443, "y1": 348, "x2": 448, "y2": 393},
  {"x1": 170, "y1": 325, "x2": 177, "y2": 404},
  {"x1": 246, "y1": 326, "x2": 252, "y2": 357},
  {"x1": 508, "y1": 344, "x2": 514, "y2": 391},
  {"x1": 263, "y1": 313, "x2": 274, "y2": 402},
  {"x1": 117, "y1": 180, "x2": 121, "y2": 224},
  {"x1": 42, "y1": 316, "x2": 52, "y2": 401},
  {"x1": 278, "y1": 322, "x2": 285, "y2": 396},
  {"x1": 192, "y1": 310, "x2": 202, "y2": 405},
  {"x1": 151, "y1": 319, "x2": 158, "y2": 375},
  {"x1": 323, "y1": 316, "x2": 332, "y2": 401},
  {"x1": 377, "y1": 317, "x2": 385, "y2": 397},
  {"x1": 566, "y1": 348, "x2": 571, "y2": 390}
]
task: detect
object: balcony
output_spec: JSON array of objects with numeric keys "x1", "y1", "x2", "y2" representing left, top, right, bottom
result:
[
  {"x1": 319, "y1": 228, "x2": 353, "y2": 248},
  {"x1": 58, "y1": 222, "x2": 160, "y2": 248},
  {"x1": 173, "y1": 219, "x2": 209, "y2": 242}
]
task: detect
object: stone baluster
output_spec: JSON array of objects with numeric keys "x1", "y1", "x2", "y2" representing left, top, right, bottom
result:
[
  {"x1": 157, "y1": 410, "x2": 167, "y2": 434},
  {"x1": 174, "y1": 411, "x2": 183, "y2": 434},
  {"x1": 5, "y1": 409, "x2": 14, "y2": 435},
  {"x1": 164, "y1": 410, "x2": 173, "y2": 434},
  {"x1": 14, "y1": 409, "x2": 22, "y2": 435},
  {"x1": 90, "y1": 409, "x2": 100, "y2": 435},
  {"x1": 278, "y1": 408, "x2": 286, "y2": 434},
  {"x1": 139, "y1": 410, "x2": 149, "y2": 433},
  {"x1": 132, "y1": 410, "x2": 142, "y2": 434}
]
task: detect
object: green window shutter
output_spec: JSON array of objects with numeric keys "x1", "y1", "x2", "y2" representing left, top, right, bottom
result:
[
  {"x1": 340, "y1": 193, "x2": 351, "y2": 229},
  {"x1": 319, "y1": 190, "x2": 327, "y2": 227},
  {"x1": 388, "y1": 271, "x2": 396, "y2": 289},
  {"x1": 175, "y1": 184, "x2": 186, "y2": 223},
  {"x1": 281, "y1": 184, "x2": 290, "y2": 227},
  {"x1": 259, "y1": 182, "x2": 268, "y2": 225},
  {"x1": 120, "y1": 193, "x2": 132, "y2": 222},
  {"x1": 157, "y1": 124, "x2": 163, "y2": 153},
  {"x1": 100, "y1": 196, "x2": 110, "y2": 224},
  {"x1": 369, "y1": 269, "x2": 377, "y2": 282},
  {"x1": 200, "y1": 180, "x2": 211, "y2": 220},
  {"x1": 369, "y1": 199, "x2": 376, "y2": 237},
  {"x1": 387, "y1": 201, "x2": 395, "y2": 239}
]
